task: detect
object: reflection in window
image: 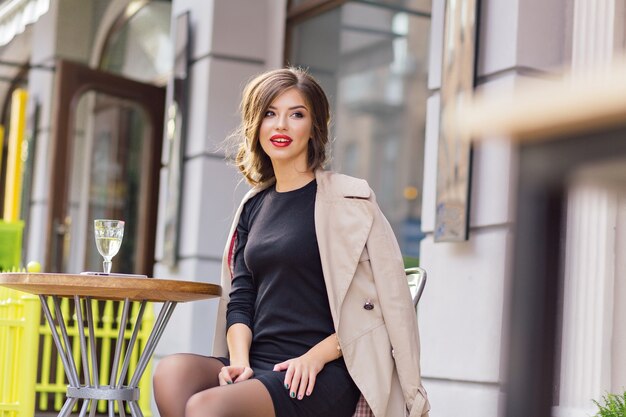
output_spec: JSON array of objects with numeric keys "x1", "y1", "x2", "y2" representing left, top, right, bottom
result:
[
  {"x1": 100, "y1": 1, "x2": 172, "y2": 85},
  {"x1": 83, "y1": 95, "x2": 148, "y2": 274},
  {"x1": 290, "y1": 1, "x2": 430, "y2": 264},
  {"x1": 290, "y1": 0, "x2": 431, "y2": 13}
]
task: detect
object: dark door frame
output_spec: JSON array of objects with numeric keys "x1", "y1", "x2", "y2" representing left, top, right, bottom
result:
[{"x1": 45, "y1": 59, "x2": 164, "y2": 275}]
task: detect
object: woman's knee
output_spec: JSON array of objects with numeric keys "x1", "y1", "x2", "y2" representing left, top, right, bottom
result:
[
  {"x1": 186, "y1": 390, "x2": 224, "y2": 417},
  {"x1": 153, "y1": 354, "x2": 193, "y2": 388}
]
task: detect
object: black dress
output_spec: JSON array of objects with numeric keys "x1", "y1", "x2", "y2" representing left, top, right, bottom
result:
[{"x1": 222, "y1": 179, "x2": 361, "y2": 417}]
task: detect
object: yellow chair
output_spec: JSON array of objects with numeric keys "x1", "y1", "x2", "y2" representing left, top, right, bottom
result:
[
  {"x1": 0, "y1": 287, "x2": 40, "y2": 417},
  {"x1": 0, "y1": 286, "x2": 155, "y2": 417}
]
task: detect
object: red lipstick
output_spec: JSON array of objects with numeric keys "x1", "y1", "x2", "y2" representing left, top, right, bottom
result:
[{"x1": 270, "y1": 134, "x2": 293, "y2": 147}]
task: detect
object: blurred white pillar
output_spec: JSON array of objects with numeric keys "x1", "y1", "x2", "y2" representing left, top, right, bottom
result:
[
  {"x1": 613, "y1": 194, "x2": 626, "y2": 390},
  {"x1": 553, "y1": 3, "x2": 620, "y2": 416},
  {"x1": 572, "y1": 0, "x2": 616, "y2": 73},
  {"x1": 555, "y1": 184, "x2": 616, "y2": 417}
]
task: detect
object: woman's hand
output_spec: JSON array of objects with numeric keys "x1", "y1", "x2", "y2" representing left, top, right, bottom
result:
[
  {"x1": 218, "y1": 365, "x2": 254, "y2": 385},
  {"x1": 273, "y1": 333, "x2": 342, "y2": 399},
  {"x1": 273, "y1": 352, "x2": 325, "y2": 400}
]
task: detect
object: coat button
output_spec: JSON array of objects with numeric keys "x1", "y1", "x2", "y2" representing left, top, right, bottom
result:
[{"x1": 363, "y1": 300, "x2": 374, "y2": 310}]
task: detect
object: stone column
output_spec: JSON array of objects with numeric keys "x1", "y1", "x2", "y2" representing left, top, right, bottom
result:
[
  {"x1": 26, "y1": 0, "x2": 92, "y2": 265},
  {"x1": 556, "y1": 183, "x2": 616, "y2": 417},
  {"x1": 572, "y1": 0, "x2": 617, "y2": 73},
  {"x1": 153, "y1": 0, "x2": 286, "y2": 357},
  {"x1": 554, "y1": 2, "x2": 622, "y2": 415}
]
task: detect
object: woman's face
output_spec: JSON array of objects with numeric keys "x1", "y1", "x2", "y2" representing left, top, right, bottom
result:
[{"x1": 259, "y1": 87, "x2": 313, "y2": 172}]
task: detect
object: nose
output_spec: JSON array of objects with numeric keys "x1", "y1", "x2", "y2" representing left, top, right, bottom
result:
[{"x1": 275, "y1": 113, "x2": 288, "y2": 131}]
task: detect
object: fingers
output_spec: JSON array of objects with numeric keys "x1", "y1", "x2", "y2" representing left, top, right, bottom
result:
[
  {"x1": 222, "y1": 361, "x2": 321, "y2": 400},
  {"x1": 234, "y1": 366, "x2": 254, "y2": 382},
  {"x1": 283, "y1": 361, "x2": 295, "y2": 392},
  {"x1": 273, "y1": 361, "x2": 289, "y2": 372},
  {"x1": 282, "y1": 361, "x2": 319, "y2": 400},
  {"x1": 297, "y1": 370, "x2": 311, "y2": 400},
  {"x1": 218, "y1": 366, "x2": 253, "y2": 386},
  {"x1": 305, "y1": 372, "x2": 316, "y2": 397},
  {"x1": 218, "y1": 366, "x2": 232, "y2": 386},
  {"x1": 289, "y1": 365, "x2": 302, "y2": 399}
]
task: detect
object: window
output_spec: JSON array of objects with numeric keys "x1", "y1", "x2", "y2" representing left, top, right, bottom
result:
[
  {"x1": 100, "y1": 0, "x2": 172, "y2": 85},
  {"x1": 288, "y1": 0, "x2": 431, "y2": 265}
]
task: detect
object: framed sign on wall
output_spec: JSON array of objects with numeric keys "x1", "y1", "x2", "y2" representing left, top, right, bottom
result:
[
  {"x1": 435, "y1": 0, "x2": 480, "y2": 242},
  {"x1": 162, "y1": 11, "x2": 190, "y2": 267}
]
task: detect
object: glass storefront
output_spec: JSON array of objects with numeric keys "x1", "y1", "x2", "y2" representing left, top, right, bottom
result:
[
  {"x1": 80, "y1": 94, "x2": 148, "y2": 274},
  {"x1": 100, "y1": 0, "x2": 172, "y2": 85},
  {"x1": 289, "y1": 0, "x2": 431, "y2": 265},
  {"x1": 60, "y1": 2, "x2": 171, "y2": 274}
]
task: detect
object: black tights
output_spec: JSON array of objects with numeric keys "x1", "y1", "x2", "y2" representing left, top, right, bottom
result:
[{"x1": 153, "y1": 353, "x2": 275, "y2": 417}]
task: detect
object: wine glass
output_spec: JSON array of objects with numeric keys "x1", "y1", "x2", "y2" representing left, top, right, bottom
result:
[{"x1": 94, "y1": 219, "x2": 125, "y2": 274}]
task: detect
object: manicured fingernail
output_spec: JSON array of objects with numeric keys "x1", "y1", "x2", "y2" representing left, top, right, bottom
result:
[
  {"x1": 284, "y1": 383, "x2": 289, "y2": 389},
  {"x1": 290, "y1": 392, "x2": 296, "y2": 398},
  {"x1": 298, "y1": 394, "x2": 303, "y2": 400},
  {"x1": 306, "y1": 392, "x2": 311, "y2": 396},
  {"x1": 227, "y1": 381, "x2": 232, "y2": 385}
]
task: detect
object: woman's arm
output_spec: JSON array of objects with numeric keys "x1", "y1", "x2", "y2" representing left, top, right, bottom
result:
[
  {"x1": 219, "y1": 323, "x2": 254, "y2": 384},
  {"x1": 221, "y1": 206, "x2": 257, "y2": 385},
  {"x1": 226, "y1": 323, "x2": 253, "y2": 366},
  {"x1": 272, "y1": 333, "x2": 341, "y2": 399}
]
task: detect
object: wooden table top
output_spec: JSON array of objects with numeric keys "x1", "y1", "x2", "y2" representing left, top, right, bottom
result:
[{"x1": 0, "y1": 273, "x2": 221, "y2": 302}]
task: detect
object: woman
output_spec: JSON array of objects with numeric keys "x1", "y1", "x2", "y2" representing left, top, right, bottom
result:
[{"x1": 153, "y1": 68, "x2": 429, "y2": 417}]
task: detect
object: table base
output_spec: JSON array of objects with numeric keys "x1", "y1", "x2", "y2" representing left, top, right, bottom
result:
[
  {"x1": 67, "y1": 386, "x2": 139, "y2": 401},
  {"x1": 39, "y1": 295, "x2": 177, "y2": 417}
]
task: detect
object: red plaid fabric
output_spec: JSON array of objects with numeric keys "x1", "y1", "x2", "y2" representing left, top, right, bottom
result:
[
  {"x1": 353, "y1": 395, "x2": 375, "y2": 417},
  {"x1": 227, "y1": 230, "x2": 238, "y2": 279}
]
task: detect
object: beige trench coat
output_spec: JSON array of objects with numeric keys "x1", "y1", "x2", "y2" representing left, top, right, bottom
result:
[{"x1": 213, "y1": 170, "x2": 430, "y2": 417}]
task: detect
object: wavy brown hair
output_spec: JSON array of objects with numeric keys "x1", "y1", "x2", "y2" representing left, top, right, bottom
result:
[{"x1": 234, "y1": 67, "x2": 330, "y2": 186}]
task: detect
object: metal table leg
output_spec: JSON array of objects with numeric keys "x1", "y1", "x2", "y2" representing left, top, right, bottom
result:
[
  {"x1": 126, "y1": 301, "x2": 177, "y2": 417},
  {"x1": 39, "y1": 295, "x2": 81, "y2": 388},
  {"x1": 41, "y1": 296, "x2": 178, "y2": 417}
]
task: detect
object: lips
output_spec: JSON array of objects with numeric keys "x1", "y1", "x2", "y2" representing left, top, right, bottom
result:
[{"x1": 269, "y1": 134, "x2": 293, "y2": 147}]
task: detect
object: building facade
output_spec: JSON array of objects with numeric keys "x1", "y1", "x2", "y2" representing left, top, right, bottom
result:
[{"x1": 0, "y1": 0, "x2": 625, "y2": 416}]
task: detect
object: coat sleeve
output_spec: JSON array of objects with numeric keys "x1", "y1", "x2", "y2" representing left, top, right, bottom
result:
[{"x1": 366, "y1": 192, "x2": 429, "y2": 417}]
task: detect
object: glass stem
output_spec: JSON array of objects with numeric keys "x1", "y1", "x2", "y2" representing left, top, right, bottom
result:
[{"x1": 103, "y1": 259, "x2": 112, "y2": 274}]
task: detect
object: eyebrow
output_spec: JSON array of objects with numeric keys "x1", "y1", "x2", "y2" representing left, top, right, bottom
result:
[{"x1": 268, "y1": 105, "x2": 308, "y2": 111}]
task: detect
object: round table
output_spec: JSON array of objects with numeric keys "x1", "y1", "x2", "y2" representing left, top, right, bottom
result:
[{"x1": 0, "y1": 273, "x2": 221, "y2": 417}]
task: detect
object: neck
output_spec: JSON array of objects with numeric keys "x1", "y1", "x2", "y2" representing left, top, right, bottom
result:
[{"x1": 273, "y1": 163, "x2": 315, "y2": 192}]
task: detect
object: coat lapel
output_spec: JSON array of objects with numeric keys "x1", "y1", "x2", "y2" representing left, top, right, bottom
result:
[{"x1": 314, "y1": 170, "x2": 374, "y2": 327}]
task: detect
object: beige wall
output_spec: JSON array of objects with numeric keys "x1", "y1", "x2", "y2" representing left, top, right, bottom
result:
[
  {"x1": 419, "y1": 0, "x2": 568, "y2": 415},
  {"x1": 26, "y1": 0, "x2": 98, "y2": 266}
]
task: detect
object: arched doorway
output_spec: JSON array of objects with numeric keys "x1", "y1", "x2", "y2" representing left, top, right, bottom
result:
[{"x1": 46, "y1": 1, "x2": 172, "y2": 275}]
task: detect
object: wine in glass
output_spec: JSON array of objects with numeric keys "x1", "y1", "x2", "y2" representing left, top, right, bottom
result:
[{"x1": 94, "y1": 219, "x2": 125, "y2": 274}]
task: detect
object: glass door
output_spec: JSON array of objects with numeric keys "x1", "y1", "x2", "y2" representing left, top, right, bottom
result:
[
  {"x1": 68, "y1": 93, "x2": 151, "y2": 274},
  {"x1": 288, "y1": 0, "x2": 431, "y2": 265},
  {"x1": 46, "y1": 60, "x2": 164, "y2": 275}
]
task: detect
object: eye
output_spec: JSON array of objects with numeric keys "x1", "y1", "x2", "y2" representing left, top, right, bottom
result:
[
  {"x1": 291, "y1": 112, "x2": 304, "y2": 118},
  {"x1": 264, "y1": 110, "x2": 275, "y2": 117}
]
